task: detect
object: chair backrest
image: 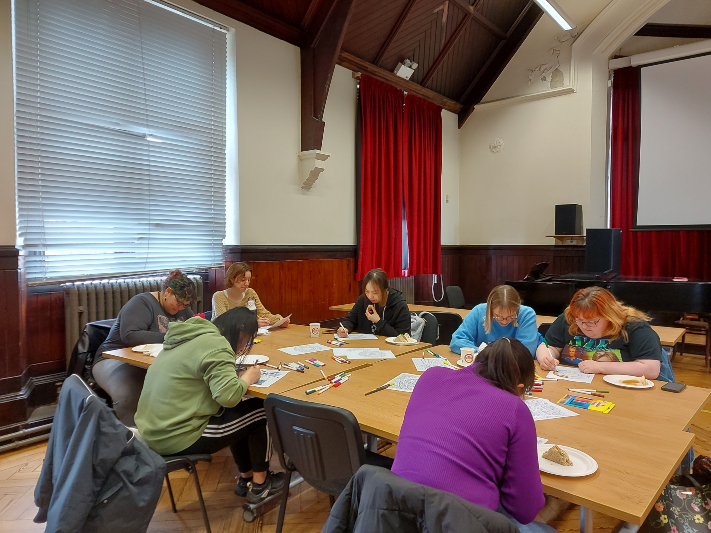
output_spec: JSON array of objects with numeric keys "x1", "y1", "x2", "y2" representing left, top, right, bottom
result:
[
  {"x1": 445, "y1": 286, "x2": 466, "y2": 309},
  {"x1": 428, "y1": 311, "x2": 464, "y2": 346},
  {"x1": 67, "y1": 318, "x2": 117, "y2": 379},
  {"x1": 264, "y1": 394, "x2": 366, "y2": 496},
  {"x1": 419, "y1": 312, "x2": 439, "y2": 345}
]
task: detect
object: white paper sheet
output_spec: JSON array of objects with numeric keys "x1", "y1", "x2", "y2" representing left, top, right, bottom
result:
[
  {"x1": 268, "y1": 313, "x2": 292, "y2": 330},
  {"x1": 411, "y1": 357, "x2": 457, "y2": 371},
  {"x1": 332, "y1": 348, "x2": 395, "y2": 360},
  {"x1": 537, "y1": 437, "x2": 549, "y2": 445},
  {"x1": 250, "y1": 369, "x2": 290, "y2": 388},
  {"x1": 278, "y1": 343, "x2": 331, "y2": 356},
  {"x1": 334, "y1": 333, "x2": 378, "y2": 340},
  {"x1": 383, "y1": 373, "x2": 421, "y2": 393},
  {"x1": 257, "y1": 327, "x2": 270, "y2": 335},
  {"x1": 524, "y1": 398, "x2": 579, "y2": 421},
  {"x1": 546, "y1": 366, "x2": 596, "y2": 384}
]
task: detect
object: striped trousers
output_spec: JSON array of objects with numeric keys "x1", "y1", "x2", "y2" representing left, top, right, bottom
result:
[{"x1": 169, "y1": 397, "x2": 270, "y2": 473}]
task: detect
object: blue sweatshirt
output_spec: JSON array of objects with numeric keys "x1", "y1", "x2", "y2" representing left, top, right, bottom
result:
[{"x1": 449, "y1": 304, "x2": 539, "y2": 355}]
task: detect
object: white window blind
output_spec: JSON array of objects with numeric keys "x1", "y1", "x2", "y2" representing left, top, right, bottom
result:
[{"x1": 14, "y1": 0, "x2": 227, "y2": 282}]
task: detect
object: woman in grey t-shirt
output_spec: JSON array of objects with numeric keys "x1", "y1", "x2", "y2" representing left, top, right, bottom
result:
[{"x1": 92, "y1": 270, "x2": 195, "y2": 425}]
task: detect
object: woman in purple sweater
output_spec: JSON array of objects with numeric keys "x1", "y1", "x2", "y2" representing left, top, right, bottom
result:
[{"x1": 392, "y1": 338, "x2": 556, "y2": 533}]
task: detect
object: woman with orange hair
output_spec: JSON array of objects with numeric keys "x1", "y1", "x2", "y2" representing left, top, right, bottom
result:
[{"x1": 536, "y1": 286, "x2": 664, "y2": 380}]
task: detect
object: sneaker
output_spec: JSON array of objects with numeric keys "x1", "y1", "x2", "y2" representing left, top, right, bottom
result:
[
  {"x1": 234, "y1": 476, "x2": 252, "y2": 497},
  {"x1": 246, "y1": 471, "x2": 287, "y2": 504}
]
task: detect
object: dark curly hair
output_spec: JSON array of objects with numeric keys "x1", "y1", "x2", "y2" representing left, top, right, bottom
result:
[{"x1": 162, "y1": 270, "x2": 197, "y2": 303}]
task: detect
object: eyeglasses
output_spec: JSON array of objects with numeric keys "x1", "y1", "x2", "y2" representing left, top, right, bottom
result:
[
  {"x1": 493, "y1": 314, "x2": 517, "y2": 322},
  {"x1": 575, "y1": 318, "x2": 600, "y2": 328}
]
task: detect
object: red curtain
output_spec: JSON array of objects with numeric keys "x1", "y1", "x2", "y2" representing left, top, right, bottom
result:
[
  {"x1": 403, "y1": 94, "x2": 442, "y2": 276},
  {"x1": 610, "y1": 67, "x2": 711, "y2": 278},
  {"x1": 357, "y1": 75, "x2": 404, "y2": 279}
]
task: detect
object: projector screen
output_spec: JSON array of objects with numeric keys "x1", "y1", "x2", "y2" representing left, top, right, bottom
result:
[{"x1": 635, "y1": 53, "x2": 711, "y2": 228}]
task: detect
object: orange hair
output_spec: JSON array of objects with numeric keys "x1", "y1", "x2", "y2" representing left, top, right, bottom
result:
[{"x1": 564, "y1": 287, "x2": 651, "y2": 342}]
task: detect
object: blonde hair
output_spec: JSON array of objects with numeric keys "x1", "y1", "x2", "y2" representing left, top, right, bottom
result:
[
  {"x1": 564, "y1": 286, "x2": 651, "y2": 342},
  {"x1": 484, "y1": 285, "x2": 521, "y2": 334},
  {"x1": 224, "y1": 262, "x2": 251, "y2": 289}
]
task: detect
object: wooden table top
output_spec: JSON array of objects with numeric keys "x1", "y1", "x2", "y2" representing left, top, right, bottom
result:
[
  {"x1": 328, "y1": 304, "x2": 684, "y2": 347},
  {"x1": 281, "y1": 343, "x2": 707, "y2": 525},
  {"x1": 102, "y1": 324, "x2": 429, "y2": 399}
]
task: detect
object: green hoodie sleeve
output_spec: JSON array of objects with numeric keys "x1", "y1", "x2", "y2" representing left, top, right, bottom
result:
[{"x1": 200, "y1": 349, "x2": 249, "y2": 407}]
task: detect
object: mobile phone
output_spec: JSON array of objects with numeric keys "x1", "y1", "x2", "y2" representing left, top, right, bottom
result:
[{"x1": 661, "y1": 382, "x2": 686, "y2": 393}]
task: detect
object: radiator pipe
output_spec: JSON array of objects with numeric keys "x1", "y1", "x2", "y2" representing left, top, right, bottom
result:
[{"x1": 0, "y1": 423, "x2": 53, "y2": 451}]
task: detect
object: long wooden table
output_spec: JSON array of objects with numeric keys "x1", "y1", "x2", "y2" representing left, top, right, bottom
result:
[
  {"x1": 328, "y1": 304, "x2": 685, "y2": 347},
  {"x1": 102, "y1": 324, "x2": 429, "y2": 399},
  {"x1": 281, "y1": 344, "x2": 709, "y2": 532}
]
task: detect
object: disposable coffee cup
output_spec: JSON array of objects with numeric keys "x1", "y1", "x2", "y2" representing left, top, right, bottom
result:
[
  {"x1": 310, "y1": 323, "x2": 321, "y2": 337},
  {"x1": 460, "y1": 347, "x2": 476, "y2": 365}
]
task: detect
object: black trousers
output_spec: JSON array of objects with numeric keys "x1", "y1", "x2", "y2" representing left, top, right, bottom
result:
[{"x1": 168, "y1": 398, "x2": 270, "y2": 473}]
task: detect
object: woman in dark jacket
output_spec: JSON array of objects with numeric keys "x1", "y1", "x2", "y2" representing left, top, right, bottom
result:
[{"x1": 337, "y1": 268, "x2": 411, "y2": 338}]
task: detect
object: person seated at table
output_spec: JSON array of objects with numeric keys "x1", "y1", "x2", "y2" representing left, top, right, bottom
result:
[
  {"x1": 536, "y1": 286, "x2": 663, "y2": 380},
  {"x1": 135, "y1": 307, "x2": 286, "y2": 502},
  {"x1": 392, "y1": 338, "x2": 556, "y2": 533},
  {"x1": 92, "y1": 270, "x2": 195, "y2": 425},
  {"x1": 212, "y1": 262, "x2": 289, "y2": 328},
  {"x1": 450, "y1": 285, "x2": 538, "y2": 355},
  {"x1": 336, "y1": 268, "x2": 410, "y2": 338}
]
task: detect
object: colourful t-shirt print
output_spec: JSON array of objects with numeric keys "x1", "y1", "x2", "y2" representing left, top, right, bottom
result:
[{"x1": 560, "y1": 336, "x2": 622, "y2": 365}]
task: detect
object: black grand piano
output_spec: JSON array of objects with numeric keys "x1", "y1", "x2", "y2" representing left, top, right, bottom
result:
[{"x1": 507, "y1": 274, "x2": 711, "y2": 321}]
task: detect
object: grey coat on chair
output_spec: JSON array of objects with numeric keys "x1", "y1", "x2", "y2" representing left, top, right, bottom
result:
[
  {"x1": 322, "y1": 465, "x2": 520, "y2": 533},
  {"x1": 34, "y1": 374, "x2": 166, "y2": 533}
]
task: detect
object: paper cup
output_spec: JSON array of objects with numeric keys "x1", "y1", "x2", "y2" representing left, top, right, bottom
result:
[
  {"x1": 460, "y1": 347, "x2": 476, "y2": 365},
  {"x1": 309, "y1": 323, "x2": 321, "y2": 337}
]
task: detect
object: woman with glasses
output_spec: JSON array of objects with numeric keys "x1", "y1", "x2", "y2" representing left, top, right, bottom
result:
[
  {"x1": 92, "y1": 270, "x2": 196, "y2": 425},
  {"x1": 450, "y1": 285, "x2": 539, "y2": 355},
  {"x1": 537, "y1": 286, "x2": 662, "y2": 380},
  {"x1": 135, "y1": 307, "x2": 285, "y2": 502},
  {"x1": 212, "y1": 262, "x2": 289, "y2": 328}
]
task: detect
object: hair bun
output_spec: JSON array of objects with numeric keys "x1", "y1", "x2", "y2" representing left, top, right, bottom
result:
[{"x1": 166, "y1": 269, "x2": 183, "y2": 281}]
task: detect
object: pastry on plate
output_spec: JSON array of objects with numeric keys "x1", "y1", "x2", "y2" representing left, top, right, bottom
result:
[
  {"x1": 542, "y1": 445, "x2": 574, "y2": 466},
  {"x1": 394, "y1": 333, "x2": 415, "y2": 343},
  {"x1": 620, "y1": 377, "x2": 647, "y2": 386}
]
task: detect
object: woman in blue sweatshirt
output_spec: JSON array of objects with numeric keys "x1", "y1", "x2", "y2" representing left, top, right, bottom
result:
[{"x1": 450, "y1": 285, "x2": 539, "y2": 355}]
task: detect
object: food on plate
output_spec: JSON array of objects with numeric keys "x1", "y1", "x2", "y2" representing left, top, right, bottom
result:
[
  {"x1": 620, "y1": 377, "x2": 647, "y2": 386},
  {"x1": 542, "y1": 445, "x2": 574, "y2": 466},
  {"x1": 394, "y1": 333, "x2": 415, "y2": 343}
]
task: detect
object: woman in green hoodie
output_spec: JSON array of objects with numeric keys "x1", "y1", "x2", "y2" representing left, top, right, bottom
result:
[{"x1": 135, "y1": 307, "x2": 285, "y2": 502}]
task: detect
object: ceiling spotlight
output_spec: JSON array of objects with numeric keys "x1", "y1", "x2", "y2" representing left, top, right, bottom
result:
[
  {"x1": 394, "y1": 59, "x2": 418, "y2": 80},
  {"x1": 533, "y1": 0, "x2": 576, "y2": 31}
]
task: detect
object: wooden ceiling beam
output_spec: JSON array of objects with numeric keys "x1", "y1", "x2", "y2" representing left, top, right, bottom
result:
[
  {"x1": 192, "y1": 0, "x2": 306, "y2": 47},
  {"x1": 338, "y1": 51, "x2": 463, "y2": 114},
  {"x1": 457, "y1": 1, "x2": 542, "y2": 127},
  {"x1": 301, "y1": 0, "x2": 357, "y2": 151},
  {"x1": 420, "y1": 11, "x2": 473, "y2": 88},
  {"x1": 373, "y1": 0, "x2": 418, "y2": 66},
  {"x1": 635, "y1": 23, "x2": 711, "y2": 39},
  {"x1": 472, "y1": 11, "x2": 507, "y2": 40}
]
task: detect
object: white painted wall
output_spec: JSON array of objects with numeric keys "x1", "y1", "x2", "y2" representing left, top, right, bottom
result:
[
  {"x1": 440, "y1": 111, "x2": 460, "y2": 245},
  {"x1": 0, "y1": 0, "x2": 17, "y2": 246}
]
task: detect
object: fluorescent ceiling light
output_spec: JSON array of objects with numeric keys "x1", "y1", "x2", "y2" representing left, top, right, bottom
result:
[{"x1": 533, "y1": 0, "x2": 576, "y2": 31}]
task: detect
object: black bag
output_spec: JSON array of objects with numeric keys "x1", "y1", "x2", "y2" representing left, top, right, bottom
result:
[
  {"x1": 67, "y1": 319, "x2": 115, "y2": 381},
  {"x1": 641, "y1": 470, "x2": 711, "y2": 533}
]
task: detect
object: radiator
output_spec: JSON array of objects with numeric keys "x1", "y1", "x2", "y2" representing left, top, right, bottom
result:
[
  {"x1": 62, "y1": 274, "x2": 204, "y2": 364},
  {"x1": 389, "y1": 276, "x2": 415, "y2": 304}
]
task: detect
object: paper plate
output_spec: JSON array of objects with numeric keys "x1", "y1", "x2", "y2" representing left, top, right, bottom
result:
[
  {"x1": 235, "y1": 354, "x2": 269, "y2": 365},
  {"x1": 603, "y1": 374, "x2": 654, "y2": 389},
  {"x1": 132, "y1": 344, "x2": 157, "y2": 353},
  {"x1": 385, "y1": 337, "x2": 419, "y2": 346},
  {"x1": 537, "y1": 444, "x2": 598, "y2": 477},
  {"x1": 457, "y1": 359, "x2": 474, "y2": 367}
]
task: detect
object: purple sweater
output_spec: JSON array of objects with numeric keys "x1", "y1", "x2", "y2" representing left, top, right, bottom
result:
[{"x1": 391, "y1": 367, "x2": 545, "y2": 524}]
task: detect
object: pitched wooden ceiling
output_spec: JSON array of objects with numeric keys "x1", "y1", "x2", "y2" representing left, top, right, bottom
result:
[{"x1": 194, "y1": 0, "x2": 542, "y2": 142}]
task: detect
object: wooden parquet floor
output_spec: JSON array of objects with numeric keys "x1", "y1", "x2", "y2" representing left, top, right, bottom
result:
[{"x1": 0, "y1": 353, "x2": 708, "y2": 533}]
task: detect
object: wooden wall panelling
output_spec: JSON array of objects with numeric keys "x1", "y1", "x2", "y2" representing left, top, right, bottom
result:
[{"x1": 26, "y1": 291, "x2": 65, "y2": 374}]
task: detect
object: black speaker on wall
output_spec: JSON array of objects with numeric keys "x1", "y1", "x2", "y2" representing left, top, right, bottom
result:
[
  {"x1": 555, "y1": 204, "x2": 583, "y2": 235},
  {"x1": 586, "y1": 229, "x2": 622, "y2": 274}
]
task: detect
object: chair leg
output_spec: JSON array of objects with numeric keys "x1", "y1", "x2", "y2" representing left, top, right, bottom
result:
[
  {"x1": 681, "y1": 333, "x2": 687, "y2": 359},
  {"x1": 275, "y1": 470, "x2": 293, "y2": 533},
  {"x1": 329, "y1": 494, "x2": 336, "y2": 507},
  {"x1": 187, "y1": 463, "x2": 211, "y2": 533},
  {"x1": 705, "y1": 332, "x2": 710, "y2": 369},
  {"x1": 165, "y1": 474, "x2": 177, "y2": 513}
]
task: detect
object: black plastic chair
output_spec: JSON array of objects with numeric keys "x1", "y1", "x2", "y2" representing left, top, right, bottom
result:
[
  {"x1": 429, "y1": 311, "x2": 464, "y2": 347},
  {"x1": 445, "y1": 286, "x2": 466, "y2": 309},
  {"x1": 67, "y1": 318, "x2": 116, "y2": 379},
  {"x1": 264, "y1": 394, "x2": 393, "y2": 533},
  {"x1": 419, "y1": 312, "x2": 439, "y2": 345},
  {"x1": 163, "y1": 455, "x2": 214, "y2": 533}
]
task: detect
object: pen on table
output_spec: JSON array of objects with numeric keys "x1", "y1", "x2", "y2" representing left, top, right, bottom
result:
[
  {"x1": 297, "y1": 361, "x2": 309, "y2": 369},
  {"x1": 320, "y1": 369, "x2": 328, "y2": 381},
  {"x1": 569, "y1": 388, "x2": 609, "y2": 393},
  {"x1": 317, "y1": 383, "x2": 335, "y2": 395},
  {"x1": 305, "y1": 384, "x2": 328, "y2": 395},
  {"x1": 365, "y1": 382, "x2": 394, "y2": 396},
  {"x1": 264, "y1": 363, "x2": 279, "y2": 370}
]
